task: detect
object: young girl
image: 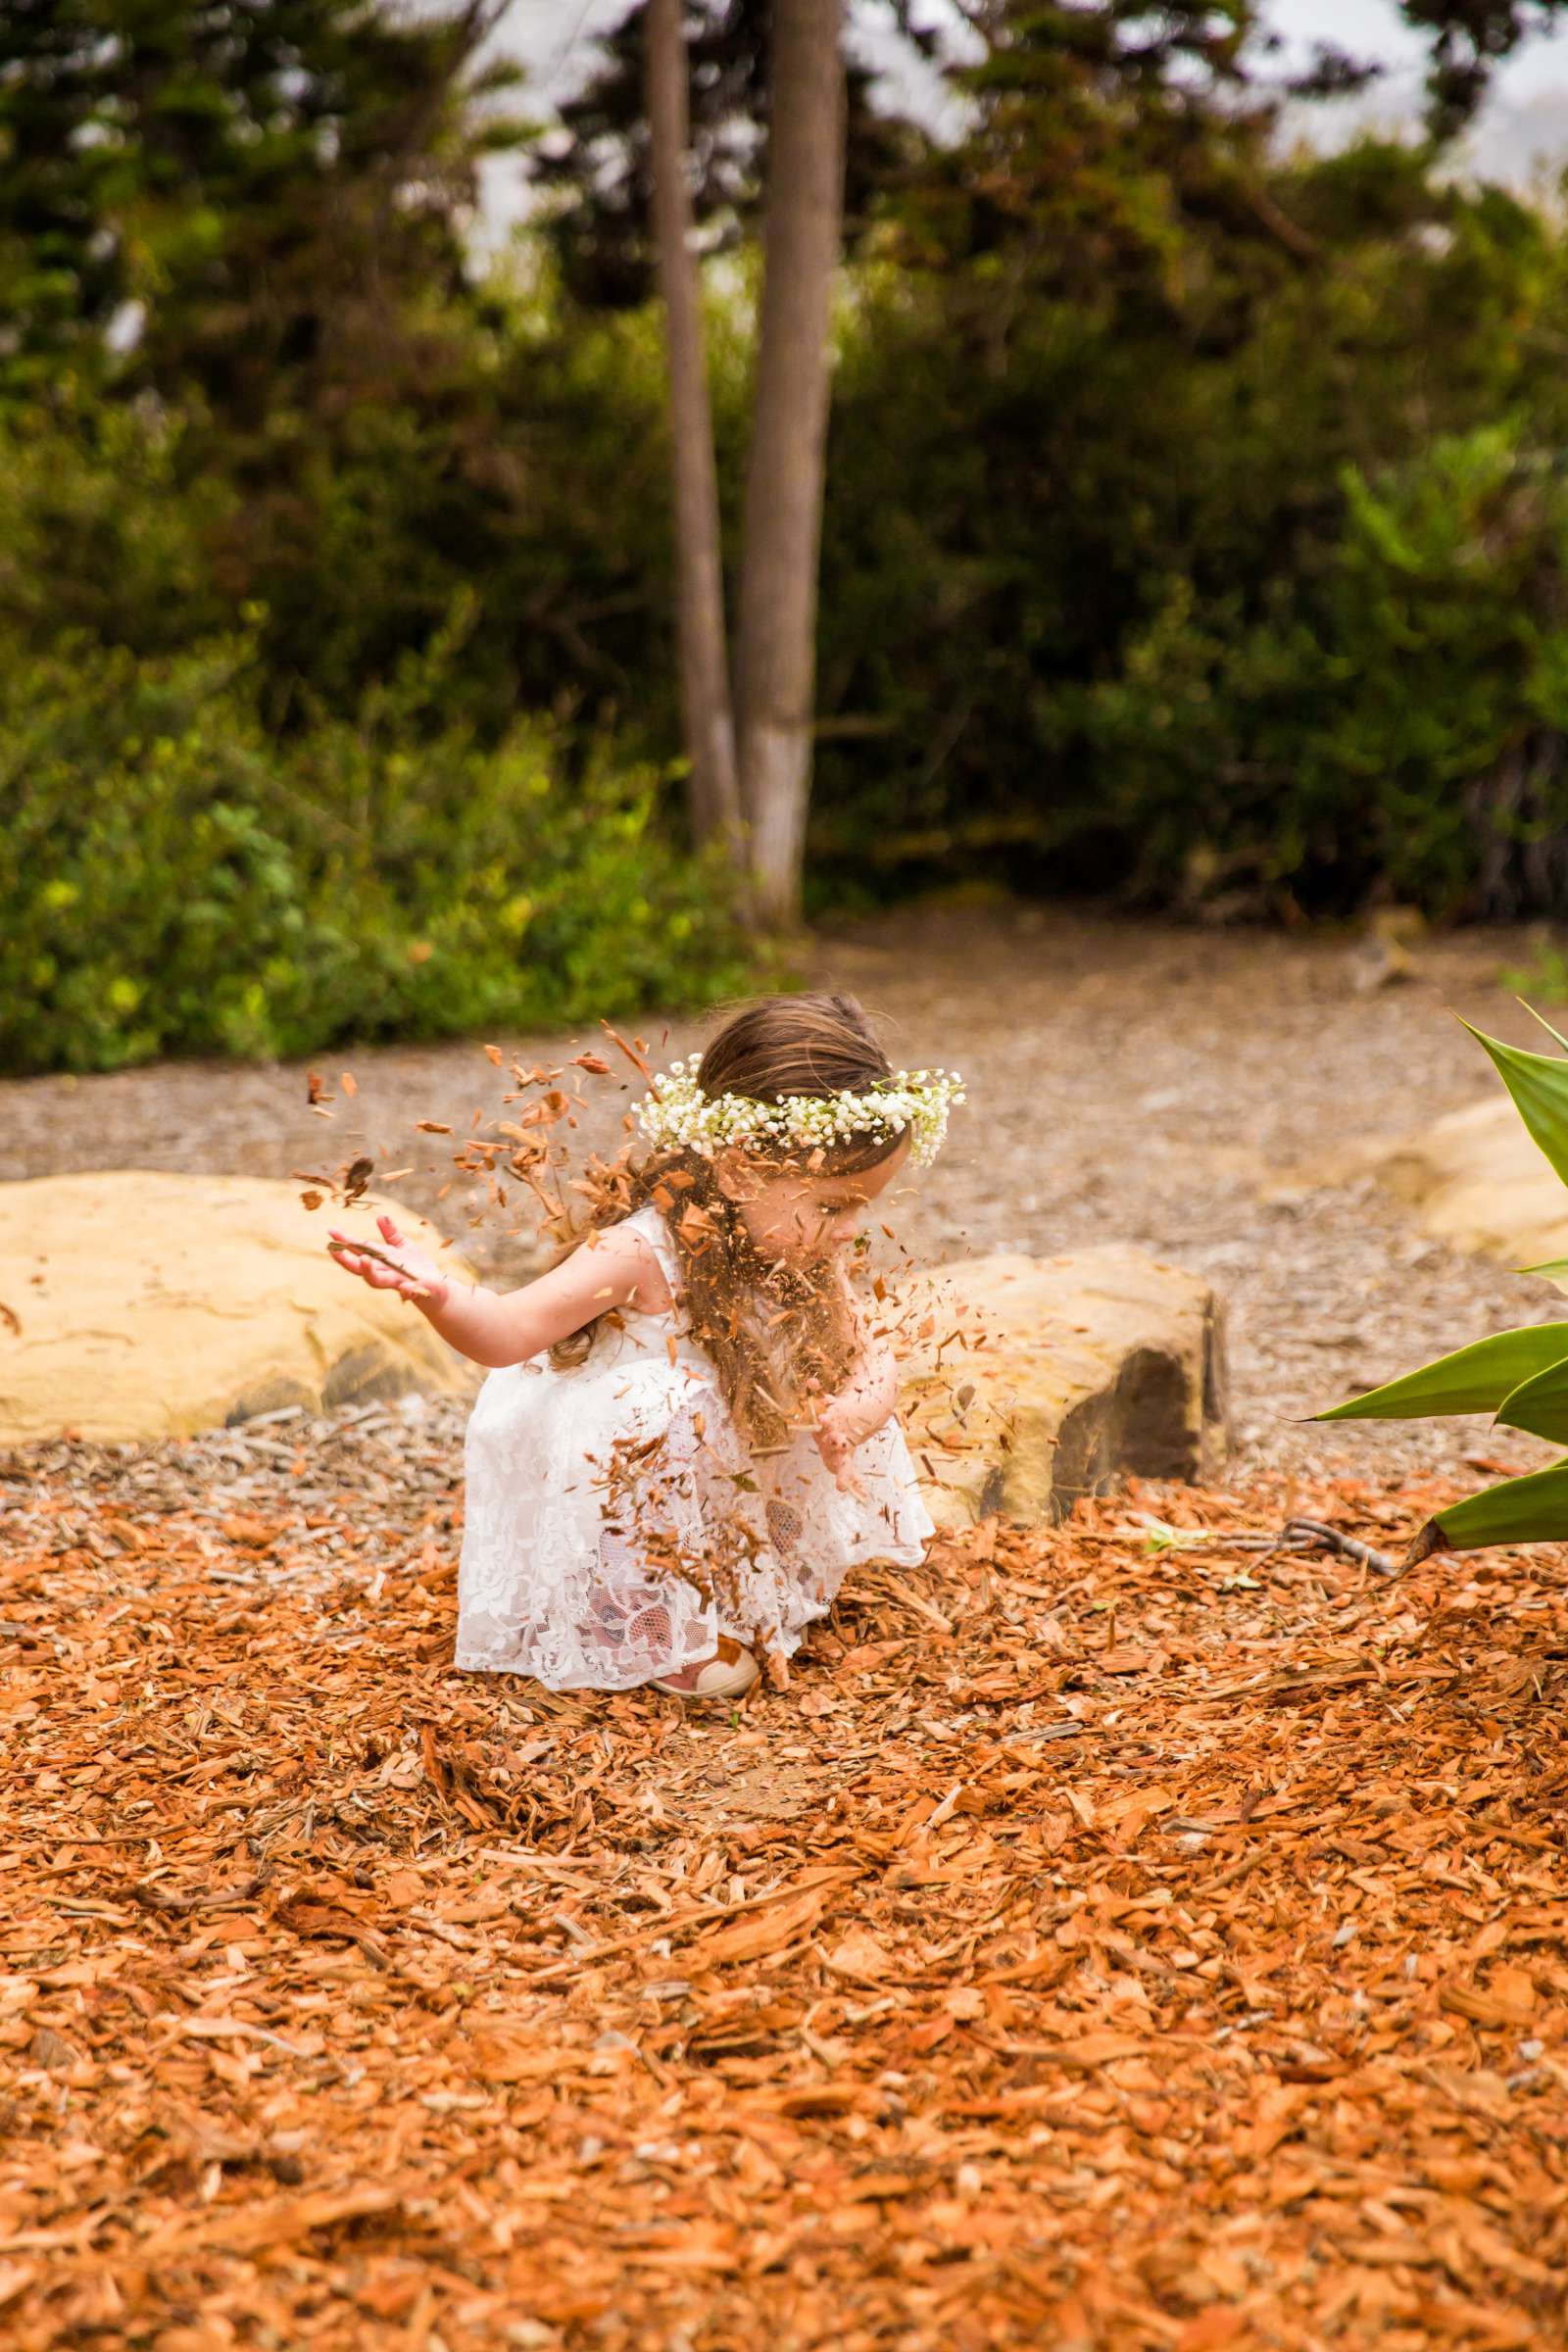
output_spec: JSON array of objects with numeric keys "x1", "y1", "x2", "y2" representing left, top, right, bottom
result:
[{"x1": 328, "y1": 994, "x2": 963, "y2": 1698}]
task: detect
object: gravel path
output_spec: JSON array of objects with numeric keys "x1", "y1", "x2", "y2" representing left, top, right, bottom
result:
[{"x1": 4, "y1": 905, "x2": 1563, "y2": 1479}]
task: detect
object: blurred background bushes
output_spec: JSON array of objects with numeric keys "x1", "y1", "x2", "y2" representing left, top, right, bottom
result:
[
  {"x1": 1, "y1": 612, "x2": 753, "y2": 1073},
  {"x1": 9, "y1": 2, "x2": 1568, "y2": 1068}
]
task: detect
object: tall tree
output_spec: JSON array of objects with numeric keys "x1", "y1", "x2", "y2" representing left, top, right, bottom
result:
[
  {"x1": 531, "y1": 0, "x2": 931, "y2": 311},
  {"x1": 575, "y1": 0, "x2": 859, "y2": 919},
  {"x1": 542, "y1": 0, "x2": 1568, "y2": 920},
  {"x1": 646, "y1": 0, "x2": 744, "y2": 857},
  {"x1": 0, "y1": 0, "x2": 519, "y2": 418},
  {"x1": 732, "y1": 0, "x2": 846, "y2": 922},
  {"x1": 1400, "y1": 0, "x2": 1568, "y2": 133}
]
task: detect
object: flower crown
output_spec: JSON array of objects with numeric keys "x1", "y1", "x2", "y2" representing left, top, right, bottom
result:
[{"x1": 634, "y1": 1059, "x2": 965, "y2": 1169}]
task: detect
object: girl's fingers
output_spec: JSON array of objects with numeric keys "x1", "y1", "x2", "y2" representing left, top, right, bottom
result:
[
  {"x1": 327, "y1": 1231, "x2": 429, "y2": 1300},
  {"x1": 378, "y1": 1214, "x2": 405, "y2": 1246}
]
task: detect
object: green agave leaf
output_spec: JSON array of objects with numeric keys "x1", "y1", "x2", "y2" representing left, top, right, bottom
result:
[
  {"x1": 1519, "y1": 1258, "x2": 1568, "y2": 1282},
  {"x1": 1462, "y1": 1018, "x2": 1568, "y2": 1190},
  {"x1": 1496, "y1": 1348, "x2": 1568, "y2": 1441},
  {"x1": 1520, "y1": 1000, "x2": 1568, "y2": 1054},
  {"x1": 1406, "y1": 1453, "x2": 1568, "y2": 1563},
  {"x1": 1316, "y1": 1324, "x2": 1568, "y2": 1422}
]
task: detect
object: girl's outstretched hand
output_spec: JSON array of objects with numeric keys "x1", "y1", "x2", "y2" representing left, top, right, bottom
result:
[
  {"x1": 327, "y1": 1213, "x2": 450, "y2": 1310},
  {"x1": 813, "y1": 1416, "x2": 868, "y2": 1500}
]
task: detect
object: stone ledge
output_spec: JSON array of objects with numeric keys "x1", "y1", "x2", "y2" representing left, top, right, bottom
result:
[
  {"x1": 1360, "y1": 1097, "x2": 1568, "y2": 1274},
  {"x1": 1, "y1": 1182, "x2": 1231, "y2": 1529},
  {"x1": 897, "y1": 1244, "x2": 1230, "y2": 1529},
  {"x1": 0, "y1": 1171, "x2": 478, "y2": 1445}
]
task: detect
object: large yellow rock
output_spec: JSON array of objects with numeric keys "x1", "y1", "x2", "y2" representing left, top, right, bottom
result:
[
  {"x1": 1366, "y1": 1098, "x2": 1568, "y2": 1271},
  {"x1": 897, "y1": 1244, "x2": 1229, "y2": 1529},
  {"x1": 0, "y1": 1171, "x2": 478, "y2": 1445}
]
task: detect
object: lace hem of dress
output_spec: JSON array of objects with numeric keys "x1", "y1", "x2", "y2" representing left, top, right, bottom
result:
[{"x1": 454, "y1": 1520, "x2": 925, "y2": 1688}]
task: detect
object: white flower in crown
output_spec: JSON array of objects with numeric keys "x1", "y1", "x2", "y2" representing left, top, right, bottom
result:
[{"x1": 633, "y1": 1059, "x2": 965, "y2": 1169}]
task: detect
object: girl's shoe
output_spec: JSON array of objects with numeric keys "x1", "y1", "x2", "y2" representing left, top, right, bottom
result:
[{"x1": 651, "y1": 1637, "x2": 760, "y2": 1699}]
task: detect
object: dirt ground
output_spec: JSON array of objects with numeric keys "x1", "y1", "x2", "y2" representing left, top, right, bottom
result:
[
  {"x1": 3, "y1": 1437, "x2": 1565, "y2": 2351},
  {"x1": 5, "y1": 913, "x2": 1568, "y2": 2350},
  {"x1": 4, "y1": 904, "x2": 1565, "y2": 1478}
]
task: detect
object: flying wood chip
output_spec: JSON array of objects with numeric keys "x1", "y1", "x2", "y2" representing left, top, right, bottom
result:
[{"x1": 599, "y1": 1020, "x2": 653, "y2": 1080}]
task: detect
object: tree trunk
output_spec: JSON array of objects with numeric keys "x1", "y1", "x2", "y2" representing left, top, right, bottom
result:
[
  {"x1": 645, "y1": 0, "x2": 743, "y2": 858},
  {"x1": 734, "y1": 0, "x2": 847, "y2": 928}
]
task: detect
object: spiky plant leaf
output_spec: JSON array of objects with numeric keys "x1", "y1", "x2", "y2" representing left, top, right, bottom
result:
[
  {"x1": 1495, "y1": 1350, "x2": 1568, "y2": 1442},
  {"x1": 1316, "y1": 1324, "x2": 1568, "y2": 1422},
  {"x1": 1461, "y1": 1020, "x2": 1568, "y2": 1189},
  {"x1": 1404, "y1": 1453, "x2": 1568, "y2": 1565},
  {"x1": 1328, "y1": 1010, "x2": 1568, "y2": 1561},
  {"x1": 1520, "y1": 1002, "x2": 1568, "y2": 1054}
]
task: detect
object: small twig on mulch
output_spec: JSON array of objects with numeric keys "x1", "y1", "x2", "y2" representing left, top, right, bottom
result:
[
  {"x1": 1280, "y1": 1515, "x2": 1401, "y2": 1580},
  {"x1": 1141, "y1": 1512, "x2": 1400, "y2": 1580},
  {"x1": 1142, "y1": 1505, "x2": 1400, "y2": 1580}
]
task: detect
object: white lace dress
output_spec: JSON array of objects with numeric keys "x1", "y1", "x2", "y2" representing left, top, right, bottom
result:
[{"x1": 455, "y1": 1203, "x2": 934, "y2": 1690}]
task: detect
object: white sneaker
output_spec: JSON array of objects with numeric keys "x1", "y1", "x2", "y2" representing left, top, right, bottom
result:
[{"x1": 651, "y1": 1636, "x2": 760, "y2": 1699}]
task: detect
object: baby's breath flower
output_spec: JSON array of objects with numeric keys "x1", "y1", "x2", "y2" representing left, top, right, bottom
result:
[{"x1": 633, "y1": 1064, "x2": 964, "y2": 1168}]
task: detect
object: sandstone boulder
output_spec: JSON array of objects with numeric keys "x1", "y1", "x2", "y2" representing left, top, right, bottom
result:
[
  {"x1": 0, "y1": 1171, "x2": 479, "y2": 1446},
  {"x1": 1364, "y1": 1098, "x2": 1568, "y2": 1274},
  {"x1": 896, "y1": 1244, "x2": 1229, "y2": 1529}
]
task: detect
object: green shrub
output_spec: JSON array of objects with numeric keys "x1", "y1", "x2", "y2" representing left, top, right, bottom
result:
[
  {"x1": 0, "y1": 629, "x2": 756, "y2": 1076},
  {"x1": 809, "y1": 153, "x2": 1568, "y2": 917},
  {"x1": 0, "y1": 390, "x2": 234, "y2": 661},
  {"x1": 1074, "y1": 425, "x2": 1568, "y2": 917}
]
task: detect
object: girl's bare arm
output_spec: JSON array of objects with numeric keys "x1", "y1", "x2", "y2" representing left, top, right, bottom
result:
[
  {"x1": 818, "y1": 1339, "x2": 899, "y2": 1450},
  {"x1": 328, "y1": 1215, "x2": 669, "y2": 1368},
  {"x1": 812, "y1": 1272, "x2": 901, "y2": 1481}
]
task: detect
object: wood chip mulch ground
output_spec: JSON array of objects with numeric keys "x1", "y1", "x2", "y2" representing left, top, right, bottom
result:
[{"x1": 3, "y1": 1410, "x2": 1566, "y2": 2350}]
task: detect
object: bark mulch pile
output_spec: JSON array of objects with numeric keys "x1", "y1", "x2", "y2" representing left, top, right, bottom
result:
[{"x1": 2, "y1": 1410, "x2": 1566, "y2": 2350}]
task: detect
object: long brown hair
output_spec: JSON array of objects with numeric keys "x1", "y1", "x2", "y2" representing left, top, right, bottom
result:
[{"x1": 550, "y1": 993, "x2": 906, "y2": 1451}]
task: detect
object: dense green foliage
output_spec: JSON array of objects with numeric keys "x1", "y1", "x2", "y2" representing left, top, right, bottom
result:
[
  {"x1": 809, "y1": 115, "x2": 1568, "y2": 916},
  {"x1": 0, "y1": 0, "x2": 517, "y2": 405},
  {"x1": 0, "y1": 0, "x2": 758, "y2": 1073},
  {"x1": 11, "y1": 0, "x2": 1568, "y2": 1071},
  {"x1": 1, "y1": 624, "x2": 753, "y2": 1074},
  {"x1": 1079, "y1": 423, "x2": 1568, "y2": 919}
]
